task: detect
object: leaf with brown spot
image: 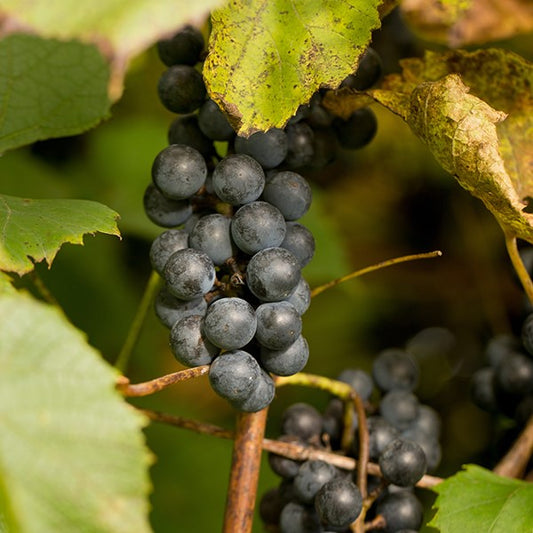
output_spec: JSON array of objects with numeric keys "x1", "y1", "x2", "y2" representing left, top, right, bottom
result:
[{"x1": 369, "y1": 49, "x2": 533, "y2": 242}]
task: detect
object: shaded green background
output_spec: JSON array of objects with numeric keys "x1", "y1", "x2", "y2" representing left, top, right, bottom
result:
[{"x1": 1, "y1": 10, "x2": 532, "y2": 532}]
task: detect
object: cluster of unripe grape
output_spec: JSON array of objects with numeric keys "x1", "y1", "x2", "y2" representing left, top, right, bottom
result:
[
  {"x1": 261, "y1": 337, "x2": 442, "y2": 532},
  {"x1": 471, "y1": 313, "x2": 533, "y2": 425},
  {"x1": 143, "y1": 25, "x2": 382, "y2": 412}
]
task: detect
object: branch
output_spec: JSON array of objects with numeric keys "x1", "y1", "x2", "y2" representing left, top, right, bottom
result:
[
  {"x1": 494, "y1": 414, "x2": 533, "y2": 478},
  {"x1": 139, "y1": 408, "x2": 443, "y2": 490},
  {"x1": 310, "y1": 250, "x2": 442, "y2": 298},
  {"x1": 223, "y1": 409, "x2": 268, "y2": 533},
  {"x1": 117, "y1": 365, "x2": 209, "y2": 397}
]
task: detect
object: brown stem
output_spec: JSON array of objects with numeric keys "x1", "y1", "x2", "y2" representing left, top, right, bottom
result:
[
  {"x1": 505, "y1": 233, "x2": 533, "y2": 306},
  {"x1": 352, "y1": 391, "x2": 370, "y2": 533},
  {"x1": 341, "y1": 400, "x2": 356, "y2": 454},
  {"x1": 139, "y1": 408, "x2": 443, "y2": 489},
  {"x1": 116, "y1": 365, "x2": 209, "y2": 397},
  {"x1": 494, "y1": 414, "x2": 533, "y2": 478},
  {"x1": 223, "y1": 409, "x2": 268, "y2": 533},
  {"x1": 363, "y1": 515, "x2": 386, "y2": 531}
]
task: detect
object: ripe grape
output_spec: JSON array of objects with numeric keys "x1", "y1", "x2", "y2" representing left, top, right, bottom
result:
[
  {"x1": 262, "y1": 170, "x2": 312, "y2": 221},
  {"x1": 157, "y1": 25, "x2": 204, "y2": 67},
  {"x1": 314, "y1": 478, "x2": 362, "y2": 529},
  {"x1": 255, "y1": 301, "x2": 302, "y2": 350},
  {"x1": 235, "y1": 128, "x2": 288, "y2": 169},
  {"x1": 143, "y1": 184, "x2": 192, "y2": 228},
  {"x1": 378, "y1": 438, "x2": 427, "y2": 487},
  {"x1": 189, "y1": 214, "x2": 235, "y2": 265},
  {"x1": 157, "y1": 65, "x2": 206, "y2": 113}
]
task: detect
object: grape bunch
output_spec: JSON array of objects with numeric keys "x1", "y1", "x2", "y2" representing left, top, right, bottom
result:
[
  {"x1": 261, "y1": 334, "x2": 443, "y2": 532},
  {"x1": 470, "y1": 314, "x2": 533, "y2": 424}
]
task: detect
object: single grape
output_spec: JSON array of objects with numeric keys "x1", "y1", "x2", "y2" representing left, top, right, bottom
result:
[
  {"x1": 231, "y1": 201, "x2": 286, "y2": 255},
  {"x1": 259, "y1": 487, "x2": 285, "y2": 526},
  {"x1": 372, "y1": 348, "x2": 419, "y2": 392},
  {"x1": 152, "y1": 144, "x2": 207, "y2": 200},
  {"x1": 208, "y1": 350, "x2": 261, "y2": 402},
  {"x1": 333, "y1": 107, "x2": 377, "y2": 150},
  {"x1": 401, "y1": 427, "x2": 442, "y2": 472},
  {"x1": 232, "y1": 369, "x2": 275, "y2": 412},
  {"x1": 203, "y1": 297, "x2": 257, "y2": 350},
  {"x1": 169, "y1": 314, "x2": 219, "y2": 367},
  {"x1": 307, "y1": 93, "x2": 334, "y2": 129},
  {"x1": 380, "y1": 390, "x2": 420, "y2": 430},
  {"x1": 246, "y1": 247, "x2": 300, "y2": 301},
  {"x1": 358, "y1": 416, "x2": 399, "y2": 461},
  {"x1": 268, "y1": 435, "x2": 304, "y2": 479},
  {"x1": 167, "y1": 115, "x2": 213, "y2": 158},
  {"x1": 157, "y1": 25, "x2": 204, "y2": 66},
  {"x1": 212, "y1": 154, "x2": 265, "y2": 205},
  {"x1": 262, "y1": 170, "x2": 312, "y2": 221},
  {"x1": 286, "y1": 277, "x2": 311, "y2": 315},
  {"x1": 150, "y1": 229, "x2": 189, "y2": 275},
  {"x1": 337, "y1": 369, "x2": 374, "y2": 401},
  {"x1": 281, "y1": 403, "x2": 323, "y2": 441},
  {"x1": 340, "y1": 47, "x2": 382, "y2": 91},
  {"x1": 309, "y1": 127, "x2": 338, "y2": 168},
  {"x1": 279, "y1": 501, "x2": 321, "y2": 533},
  {"x1": 235, "y1": 128, "x2": 288, "y2": 169},
  {"x1": 379, "y1": 438, "x2": 427, "y2": 487},
  {"x1": 495, "y1": 352, "x2": 533, "y2": 396},
  {"x1": 470, "y1": 367, "x2": 498, "y2": 412},
  {"x1": 522, "y1": 314, "x2": 533, "y2": 356},
  {"x1": 375, "y1": 491, "x2": 424, "y2": 533},
  {"x1": 280, "y1": 222, "x2": 315, "y2": 267},
  {"x1": 293, "y1": 460, "x2": 338, "y2": 503},
  {"x1": 485, "y1": 334, "x2": 521, "y2": 367},
  {"x1": 154, "y1": 288, "x2": 207, "y2": 329},
  {"x1": 163, "y1": 248, "x2": 215, "y2": 300},
  {"x1": 255, "y1": 301, "x2": 302, "y2": 350},
  {"x1": 157, "y1": 65, "x2": 206, "y2": 114},
  {"x1": 143, "y1": 184, "x2": 192, "y2": 227},
  {"x1": 284, "y1": 122, "x2": 315, "y2": 169},
  {"x1": 407, "y1": 405, "x2": 441, "y2": 439},
  {"x1": 260, "y1": 335, "x2": 309, "y2": 376},
  {"x1": 314, "y1": 478, "x2": 362, "y2": 529},
  {"x1": 189, "y1": 214, "x2": 235, "y2": 265},
  {"x1": 198, "y1": 99, "x2": 235, "y2": 141}
]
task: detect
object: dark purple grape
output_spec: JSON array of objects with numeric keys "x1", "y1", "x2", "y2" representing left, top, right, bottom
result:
[
  {"x1": 314, "y1": 478, "x2": 362, "y2": 529},
  {"x1": 255, "y1": 301, "x2": 302, "y2": 350},
  {"x1": 167, "y1": 115, "x2": 213, "y2": 158},
  {"x1": 259, "y1": 487, "x2": 284, "y2": 526},
  {"x1": 150, "y1": 229, "x2": 189, "y2": 275},
  {"x1": 279, "y1": 501, "x2": 321, "y2": 533},
  {"x1": 198, "y1": 99, "x2": 235, "y2": 141},
  {"x1": 375, "y1": 491, "x2": 423, "y2": 533},
  {"x1": 486, "y1": 334, "x2": 521, "y2": 367},
  {"x1": 470, "y1": 367, "x2": 498, "y2": 412},
  {"x1": 372, "y1": 349, "x2": 419, "y2": 392},
  {"x1": 143, "y1": 184, "x2": 192, "y2": 228},
  {"x1": 340, "y1": 47, "x2": 382, "y2": 91},
  {"x1": 152, "y1": 144, "x2": 207, "y2": 200},
  {"x1": 293, "y1": 460, "x2": 338, "y2": 503},
  {"x1": 154, "y1": 288, "x2": 207, "y2": 329},
  {"x1": 235, "y1": 128, "x2": 288, "y2": 169},
  {"x1": 232, "y1": 369, "x2": 275, "y2": 412},
  {"x1": 157, "y1": 65, "x2": 206, "y2": 113},
  {"x1": 286, "y1": 277, "x2": 311, "y2": 315},
  {"x1": 337, "y1": 369, "x2": 374, "y2": 401},
  {"x1": 281, "y1": 403, "x2": 323, "y2": 441},
  {"x1": 407, "y1": 405, "x2": 441, "y2": 439},
  {"x1": 359, "y1": 416, "x2": 399, "y2": 461},
  {"x1": 268, "y1": 435, "x2": 304, "y2": 479},
  {"x1": 163, "y1": 248, "x2": 215, "y2": 300},
  {"x1": 380, "y1": 390, "x2": 419, "y2": 430},
  {"x1": 495, "y1": 352, "x2": 533, "y2": 396},
  {"x1": 378, "y1": 439, "x2": 427, "y2": 487},
  {"x1": 262, "y1": 171, "x2": 312, "y2": 221},
  {"x1": 189, "y1": 214, "x2": 235, "y2": 265},
  {"x1": 280, "y1": 222, "x2": 315, "y2": 268},
  {"x1": 284, "y1": 122, "x2": 315, "y2": 168},
  {"x1": 333, "y1": 107, "x2": 377, "y2": 150},
  {"x1": 260, "y1": 335, "x2": 309, "y2": 376},
  {"x1": 157, "y1": 25, "x2": 204, "y2": 67}
]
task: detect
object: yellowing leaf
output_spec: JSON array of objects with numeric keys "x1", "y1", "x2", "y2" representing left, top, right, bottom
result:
[
  {"x1": 369, "y1": 49, "x2": 533, "y2": 242},
  {"x1": 204, "y1": 0, "x2": 382, "y2": 136},
  {"x1": 0, "y1": 195, "x2": 120, "y2": 275}
]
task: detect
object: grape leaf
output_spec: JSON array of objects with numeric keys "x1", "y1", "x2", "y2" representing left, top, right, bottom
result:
[
  {"x1": 0, "y1": 0, "x2": 225, "y2": 100},
  {"x1": 368, "y1": 49, "x2": 533, "y2": 243},
  {"x1": 430, "y1": 464, "x2": 533, "y2": 532},
  {"x1": 402, "y1": 0, "x2": 533, "y2": 47},
  {"x1": 0, "y1": 194, "x2": 120, "y2": 275},
  {"x1": 204, "y1": 0, "x2": 382, "y2": 136},
  {"x1": 0, "y1": 291, "x2": 152, "y2": 533},
  {"x1": 0, "y1": 35, "x2": 110, "y2": 153}
]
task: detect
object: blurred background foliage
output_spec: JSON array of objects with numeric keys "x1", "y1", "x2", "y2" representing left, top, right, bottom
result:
[{"x1": 1, "y1": 8, "x2": 532, "y2": 532}]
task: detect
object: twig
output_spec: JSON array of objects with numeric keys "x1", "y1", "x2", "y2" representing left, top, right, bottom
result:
[
  {"x1": 223, "y1": 409, "x2": 268, "y2": 533},
  {"x1": 114, "y1": 270, "x2": 161, "y2": 373},
  {"x1": 494, "y1": 414, "x2": 533, "y2": 478},
  {"x1": 352, "y1": 390, "x2": 370, "y2": 533},
  {"x1": 504, "y1": 233, "x2": 533, "y2": 307},
  {"x1": 139, "y1": 407, "x2": 443, "y2": 489},
  {"x1": 116, "y1": 365, "x2": 209, "y2": 397},
  {"x1": 363, "y1": 515, "x2": 386, "y2": 531},
  {"x1": 310, "y1": 250, "x2": 442, "y2": 298}
]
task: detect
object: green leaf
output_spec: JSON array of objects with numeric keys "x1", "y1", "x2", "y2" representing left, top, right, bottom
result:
[
  {"x1": 369, "y1": 49, "x2": 533, "y2": 243},
  {"x1": 0, "y1": 194, "x2": 120, "y2": 275},
  {"x1": 0, "y1": 291, "x2": 152, "y2": 533},
  {"x1": 204, "y1": 0, "x2": 382, "y2": 136},
  {"x1": 0, "y1": 35, "x2": 110, "y2": 153},
  {"x1": 430, "y1": 464, "x2": 533, "y2": 533},
  {"x1": 0, "y1": 0, "x2": 225, "y2": 100}
]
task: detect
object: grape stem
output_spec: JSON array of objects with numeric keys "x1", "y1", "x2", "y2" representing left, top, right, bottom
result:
[
  {"x1": 310, "y1": 250, "x2": 442, "y2": 298},
  {"x1": 504, "y1": 232, "x2": 533, "y2": 306},
  {"x1": 494, "y1": 414, "x2": 533, "y2": 478},
  {"x1": 116, "y1": 365, "x2": 209, "y2": 397},
  {"x1": 363, "y1": 514, "x2": 386, "y2": 531},
  {"x1": 139, "y1": 407, "x2": 444, "y2": 489},
  {"x1": 223, "y1": 409, "x2": 268, "y2": 533},
  {"x1": 114, "y1": 270, "x2": 161, "y2": 373}
]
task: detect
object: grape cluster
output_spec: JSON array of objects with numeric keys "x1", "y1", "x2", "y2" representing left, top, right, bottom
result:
[
  {"x1": 470, "y1": 314, "x2": 533, "y2": 424},
  {"x1": 261, "y1": 334, "x2": 443, "y2": 532}
]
